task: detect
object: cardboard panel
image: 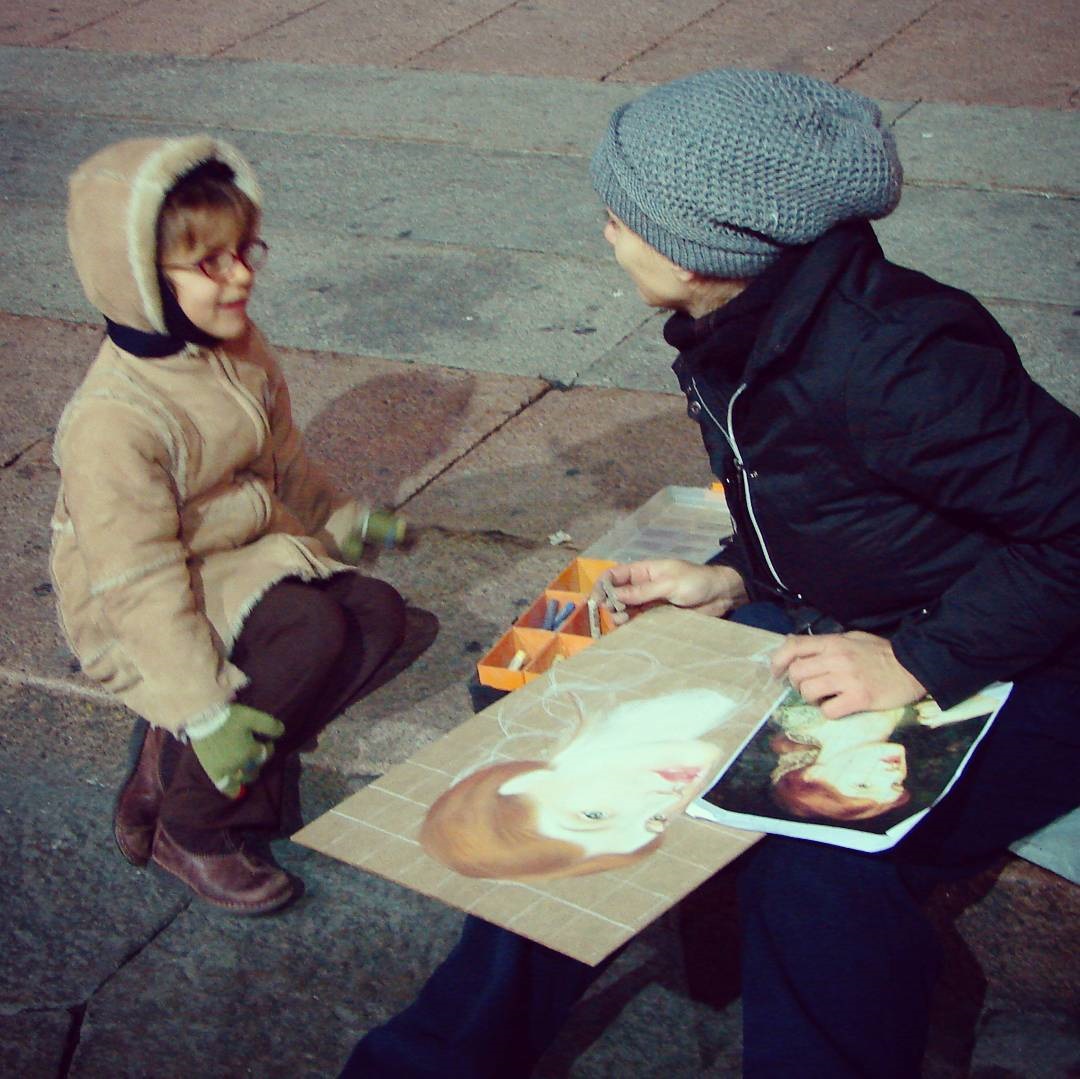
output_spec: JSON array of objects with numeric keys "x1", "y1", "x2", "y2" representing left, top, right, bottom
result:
[{"x1": 294, "y1": 607, "x2": 785, "y2": 964}]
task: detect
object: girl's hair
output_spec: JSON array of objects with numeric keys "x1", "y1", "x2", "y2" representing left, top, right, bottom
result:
[
  {"x1": 156, "y1": 159, "x2": 259, "y2": 261},
  {"x1": 420, "y1": 760, "x2": 663, "y2": 881}
]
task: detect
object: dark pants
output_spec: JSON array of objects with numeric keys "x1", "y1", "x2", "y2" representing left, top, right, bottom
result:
[
  {"x1": 160, "y1": 572, "x2": 406, "y2": 845},
  {"x1": 341, "y1": 602, "x2": 1078, "y2": 1078}
]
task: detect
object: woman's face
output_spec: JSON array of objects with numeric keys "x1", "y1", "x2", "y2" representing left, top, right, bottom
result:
[
  {"x1": 499, "y1": 739, "x2": 723, "y2": 855},
  {"x1": 602, "y1": 210, "x2": 694, "y2": 311},
  {"x1": 806, "y1": 742, "x2": 907, "y2": 804}
]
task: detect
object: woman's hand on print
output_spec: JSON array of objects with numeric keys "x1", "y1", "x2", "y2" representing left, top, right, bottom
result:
[
  {"x1": 770, "y1": 630, "x2": 927, "y2": 719},
  {"x1": 594, "y1": 560, "x2": 749, "y2": 626}
]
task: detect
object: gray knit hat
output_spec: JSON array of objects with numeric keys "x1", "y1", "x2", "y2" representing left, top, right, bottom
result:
[{"x1": 590, "y1": 68, "x2": 902, "y2": 278}]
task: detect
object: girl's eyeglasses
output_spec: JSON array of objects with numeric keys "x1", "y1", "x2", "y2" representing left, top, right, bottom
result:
[{"x1": 163, "y1": 238, "x2": 269, "y2": 282}]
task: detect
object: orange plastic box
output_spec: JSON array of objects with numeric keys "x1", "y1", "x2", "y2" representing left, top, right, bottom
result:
[
  {"x1": 476, "y1": 627, "x2": 556, "y2": 691},
  {"x1": 524, "y1": 632, "x2": 594, "y2": 679},
  {"x1": 546, "y1": 557, "x2": 616, "y2": 594},
  {"x1": 514, "y1": 590, "x2": 583, "y2": 633},
  {"x1": 476, "y1": 558, "x2": 618, "y2": 690}
]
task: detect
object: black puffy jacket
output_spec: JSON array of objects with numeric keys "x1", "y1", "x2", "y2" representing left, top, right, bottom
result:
[{"x1": 670, "y1": 220, "x2": 1080, "y2": 707}]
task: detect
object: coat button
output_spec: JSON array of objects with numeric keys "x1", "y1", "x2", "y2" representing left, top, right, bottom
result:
[{"x1": 687, "y1": 400, "x2": 702, "y2": 418}]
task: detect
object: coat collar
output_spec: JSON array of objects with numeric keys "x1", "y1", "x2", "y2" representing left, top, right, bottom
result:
[{"x1": 668, "y1": 221, "x2": 883, "y2": 382}]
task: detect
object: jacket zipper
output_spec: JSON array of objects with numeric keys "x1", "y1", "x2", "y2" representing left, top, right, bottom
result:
[{"x1": 690, "y1": 377, "x2": 798, "y2": 599}]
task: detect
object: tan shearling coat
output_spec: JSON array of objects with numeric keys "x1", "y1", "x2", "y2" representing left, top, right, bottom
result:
[{"x1": 51, "y1": 136, "x2": 365, "y2": 736}]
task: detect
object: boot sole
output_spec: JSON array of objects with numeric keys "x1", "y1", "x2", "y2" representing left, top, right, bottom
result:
[{"x1": 149, "y1": 853, "x2": 300, "y2": 916}]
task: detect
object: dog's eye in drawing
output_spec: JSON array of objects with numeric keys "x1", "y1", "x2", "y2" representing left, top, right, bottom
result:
[{"x1": 580, "y1": 810, "x2": 609, "y2": 820}]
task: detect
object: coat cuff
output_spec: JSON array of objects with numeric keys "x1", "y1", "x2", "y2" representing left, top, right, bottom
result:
[{"x1": 182, "y1": 702, "x2": 232, "y2": 742}]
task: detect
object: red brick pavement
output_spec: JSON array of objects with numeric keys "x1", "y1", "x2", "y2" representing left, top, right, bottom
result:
[{"x1": 2, "y1": 0, "x2": 1075, "y2": 107}]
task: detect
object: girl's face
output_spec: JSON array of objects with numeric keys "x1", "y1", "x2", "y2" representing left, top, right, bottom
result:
[
  {"x1": 806, "y1": 743, "x2": 907, "y2": 805},
  {"x1": 160, "y1": 211, "x2": 259, "y2": 341},
  {"x1": 499, "y1": 739, "x2": 723, "y2": 855}
]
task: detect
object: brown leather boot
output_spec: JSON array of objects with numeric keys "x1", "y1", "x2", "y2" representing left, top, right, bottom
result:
[
  {"x1": 114, "y1": 724, "x2": 170, "y2": 866},
  {"x1": 151, "y1": 824, "x2": 297, "y2": 915}
]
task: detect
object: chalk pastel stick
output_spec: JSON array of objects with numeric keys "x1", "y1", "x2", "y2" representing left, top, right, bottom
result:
[
  {"x1": 551, "y1": 601, "x2": 576, "y2": 630},
  {"x1": 600, "y1": 577, "x2": 626, "y2": 613},
  {"x1": 586, "y1": 597, "x2": 600, "y2": 639}
]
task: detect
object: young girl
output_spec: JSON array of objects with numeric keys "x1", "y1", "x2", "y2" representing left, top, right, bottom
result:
[
  {"x1": 420, "y1": 688, "x2": 736, "y2": 879},
  {"x1": 52, "y1": 135, "x2": 411, "y2": 915}
]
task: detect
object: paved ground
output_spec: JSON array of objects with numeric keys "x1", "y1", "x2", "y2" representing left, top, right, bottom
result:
[{"x1": 0, "y1": 2, "x2": 1077, "y2": 1076}]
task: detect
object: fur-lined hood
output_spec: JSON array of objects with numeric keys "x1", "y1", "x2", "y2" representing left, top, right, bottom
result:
[{"x1": 66, "y1": 135, "x2": 261, "y2": 333}]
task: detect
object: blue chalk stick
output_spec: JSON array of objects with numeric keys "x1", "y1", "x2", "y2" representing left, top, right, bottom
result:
[{"x1": 551, "y1": 601, "x2": 576, "y2": 630}]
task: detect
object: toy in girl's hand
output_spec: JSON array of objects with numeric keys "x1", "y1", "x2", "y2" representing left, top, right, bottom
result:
[{"x1": 340, "y1": 507, "x2": 408, "y2": 562}]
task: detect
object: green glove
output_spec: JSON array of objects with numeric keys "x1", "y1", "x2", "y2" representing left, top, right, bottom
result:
[
  {"x1": 190, "y1": 704, "x2": 285, "y2": 799},
  {"x1": 339, "y1": 507, "x2": 407, "y2": 564}
]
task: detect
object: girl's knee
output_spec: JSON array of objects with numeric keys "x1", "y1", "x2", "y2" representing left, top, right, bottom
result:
[
  {"x1": 336, "y1": 575, "x2": 407, "y2": 642},
  {"x1": 240, "y1": 580, "x2": 349, "y2": 667}
]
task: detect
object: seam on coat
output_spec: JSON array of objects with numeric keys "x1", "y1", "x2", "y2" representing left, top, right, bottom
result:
[
  {"x1": 53, "y1": 365, "x2": 189, "y2": 499},
  {"x1": 212, "y1": 349, "x2": 271, "y2": 448},
  {"x1": 76, "y1": 639, "x2": 115, "y2": 669},
  {"x1": 90, "y1": 550, "x2": 186, "y2": 597},
  {"x1": 183, "y1": 701, "x2": 233, "y2": 741}
]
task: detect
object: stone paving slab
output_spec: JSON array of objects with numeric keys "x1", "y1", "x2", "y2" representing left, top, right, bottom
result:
[
  {"x1": 0, "y1": 106, "x2": 615, "y2": 257},
  {"x1": 6, "y1": 48, "x2": 1075, "y2": 189},
  {"x1": 609, "y1": 0, "x2": 931, "y2": 86},
  {"x1": 404, "y1": 0, "x2": 719, "y2": 81},
  {"x1": 574, "y1": 311, "x2": 675, "y2": 393},
  {"x1": 4, "y1": 0, "x2": 1072, "y2": 109},
  {"x1": 219, "y1": 0, "x2": 511, "y2": 67},
  {"x1": 0, "y1": 438, "x2": 71, "y2": 684},
  {"x1": 970, "y1": 1009, "x2": 1080, "y2": 1075},
  {"x1": 0, "y1": 47, "x2": 639, "y2": 157},
  {"x1": 267, "y1": 344, "x2": 548, "y2": 507},
  {"x1": 874, "y1": 185, "x2": 1080, "y2": 307},
  {"x1": 952, "y1": 860, "x2": 1080, "y2": 1010},
  {"x1": 0, "y1": 0, "x2": 127, "y2": 46},
  {"x1": 0, "y1": 315, "x2": 93, "y2": 464},
  {"x1": 980, "y1": 302, "x2": 1079, "y2": 414},
  {"x1": 68, "y1": 838, "x2": 462, "y2": 1079},
  {"x1": 49, "y1": 0, "x2": 392, "y2": 59},
  {"x1": 894, "y1": 103, "x2": 1080, "y2": 195},
  {"x1": 0, "y1": 683, "x2": 187, "y2": 1012},
  {"x1": 1, "y1": 210, "x2": 642, "y2": 384},
  {"x1": 404, "y1": 385, "x2": 716, "y2": 543},
  {"x1": 841, "y1": 0, "x2": 1078, "y2": 109},
  {"x1": 0, "y1": 1010, "x2": 70, "y2": 1078}
]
